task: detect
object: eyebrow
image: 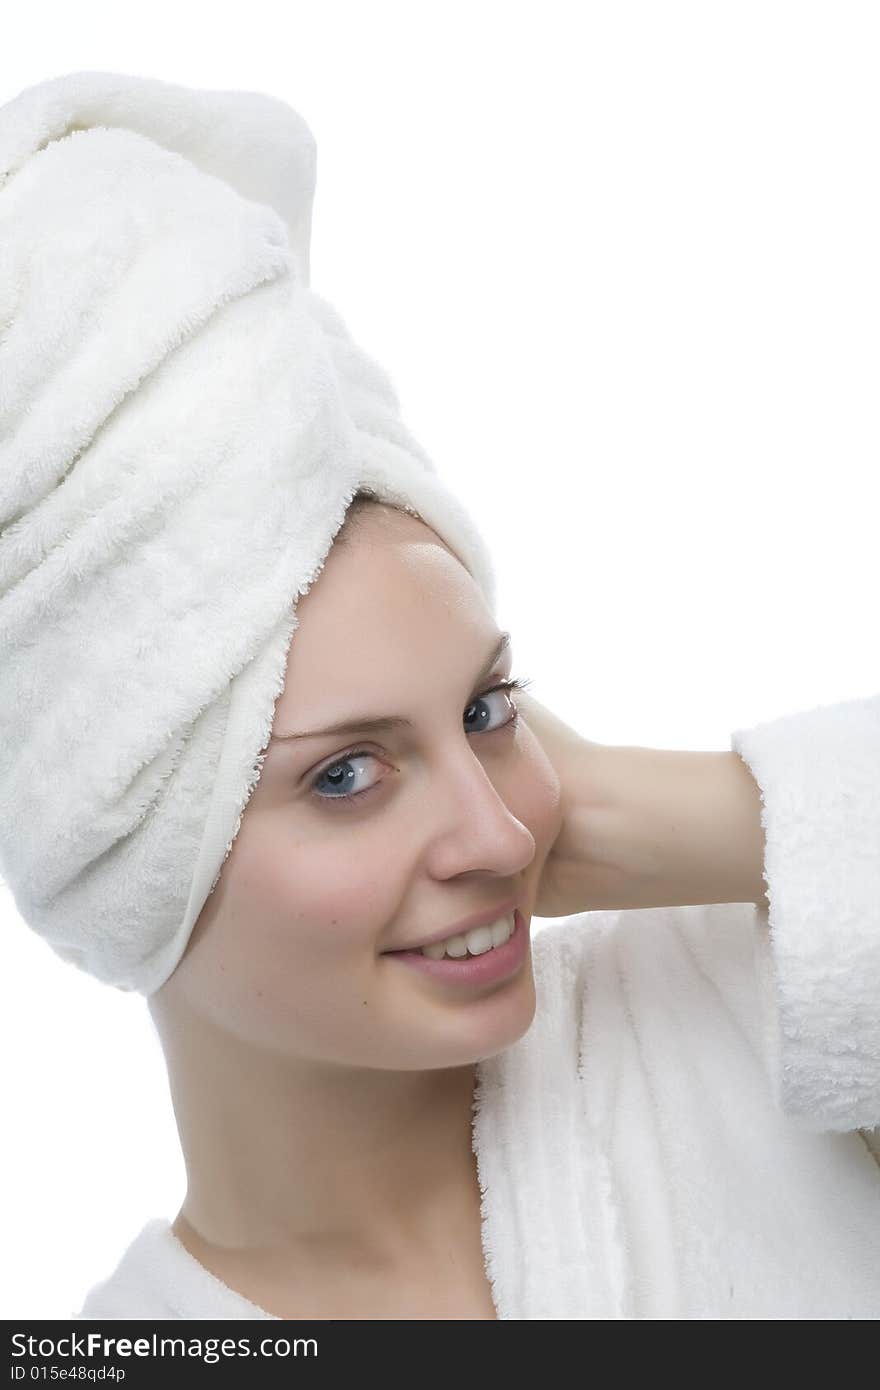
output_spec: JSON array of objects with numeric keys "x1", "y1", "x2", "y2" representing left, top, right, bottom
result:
[{"x1": 269, "y1": 631, "x2": 511, "y2": 743}]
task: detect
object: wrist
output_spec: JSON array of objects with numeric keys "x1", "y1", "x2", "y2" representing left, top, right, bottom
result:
[{"x1": 579, "y1": 743, "x2": 768, "y2": 911}]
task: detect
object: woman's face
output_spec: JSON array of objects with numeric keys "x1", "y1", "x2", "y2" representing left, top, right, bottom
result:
[{"x1": 153, "y1": 504, "x2": 562, "y2": 1071}]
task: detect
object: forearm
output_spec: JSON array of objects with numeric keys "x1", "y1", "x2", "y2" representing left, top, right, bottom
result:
[{"x1": 577, "y1": 743, "x2": 769, "y2": 912}]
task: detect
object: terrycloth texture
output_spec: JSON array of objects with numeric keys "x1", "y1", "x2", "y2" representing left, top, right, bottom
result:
[
  {"x1": 77, "y1": 1219, "x2": 278, "y2": 1321},
  {"x1": 74, "y1": 694, "x2": 880, "y2": 1320},
  {"x1": 0, "y1": 71, "x2": 496, "y2": 995},
  {"x1": 730, "y1": 693, "x2": 880, "y2": 1131}
]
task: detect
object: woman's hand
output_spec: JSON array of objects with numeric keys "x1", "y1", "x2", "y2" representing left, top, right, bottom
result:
[
  {"x1": 514, "y1": 690, "x2": 609, "y2": 918},
  {"x1": 517, "y1": 689, "x2": 769, "y2": 919}
]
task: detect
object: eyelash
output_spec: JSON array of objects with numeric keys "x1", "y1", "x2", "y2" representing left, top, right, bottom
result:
[{"x1": 308, "y1": 675, "x2": 534, "y2": 810}]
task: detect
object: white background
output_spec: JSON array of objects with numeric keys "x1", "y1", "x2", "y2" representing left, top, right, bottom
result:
[{"x1": 1, "y1": 0, "x2": 877, "y2": 1318}]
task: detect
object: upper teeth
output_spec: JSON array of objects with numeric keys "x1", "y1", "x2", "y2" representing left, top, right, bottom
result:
[{"x1": 419, "y1": 913, "x2": 515, "y2": 959}]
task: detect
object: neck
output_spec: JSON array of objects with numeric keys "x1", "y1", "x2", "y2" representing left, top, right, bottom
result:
[{"x1": 149, "y1": 995, "x2": 482, "y2": 1265}]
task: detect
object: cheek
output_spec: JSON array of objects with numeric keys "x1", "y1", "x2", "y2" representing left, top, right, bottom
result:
[
  {"x1": 174, "y1": 822, "x2": 396, "y2": 1042},
  {"x1": 239, "y1": 825, "x2": 386, "y2": 948}
]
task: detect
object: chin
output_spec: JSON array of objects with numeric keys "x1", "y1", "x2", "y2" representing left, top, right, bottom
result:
[{"x1": 440, "y1": 965, "x2": 539, "y2": 1068}]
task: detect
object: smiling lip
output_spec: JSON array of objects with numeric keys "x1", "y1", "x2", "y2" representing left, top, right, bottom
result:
[
  {"x1": 381, "y1": 894, "x2": 521, "y2": 954},
  {"x1": 382, "y1": 909, "x2": 528, "y2": 987}
]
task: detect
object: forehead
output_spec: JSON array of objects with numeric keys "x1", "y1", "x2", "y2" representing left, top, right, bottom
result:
[
  {"x1": 306, "y1": 505, "x2": 471, "y2": 615},
  {"x1": 336, "y1": 502, "x2": 459, "y2": 563},
  {"x1": 275, "y1": 512, "x2": 494, "y2": 705}
]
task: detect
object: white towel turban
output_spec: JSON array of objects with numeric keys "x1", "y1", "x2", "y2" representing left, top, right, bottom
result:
[{"x1": 0, "y1": 70, "x2": 497, "y2": 996}]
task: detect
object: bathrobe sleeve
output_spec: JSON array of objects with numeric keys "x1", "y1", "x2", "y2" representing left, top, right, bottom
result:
[{"x1": 731, "y1": 694, "x2": 880, "y2": 1133}]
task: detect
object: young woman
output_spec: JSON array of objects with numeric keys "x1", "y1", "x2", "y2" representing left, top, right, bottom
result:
[
  {"x1": 1, "y1": 69, "x2": 876, "y2": 1323},
  {"x1": 77, "y1": 496, "x2": 880, "y2": 1320}
]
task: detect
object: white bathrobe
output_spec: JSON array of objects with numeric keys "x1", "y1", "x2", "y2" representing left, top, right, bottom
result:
[{"x1": 75, "y1": 693, "x2": 880, "y2": 1319}]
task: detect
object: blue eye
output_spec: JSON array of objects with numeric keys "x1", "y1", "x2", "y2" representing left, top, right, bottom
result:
[{"x1": 309, "y1": 675, "x2": 533, "y2": 809}]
